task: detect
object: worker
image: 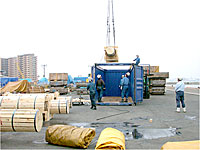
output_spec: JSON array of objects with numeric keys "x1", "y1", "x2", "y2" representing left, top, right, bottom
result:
[
  {"x1": 133, "y1": 55, "x2": 140, "y2": 65},
  {"x1": 87, "y1": 78, "x2": 96, "y2": 110},
  {"x1": 119, "y1": 75, "x2": 124, "y2": 90},
  {"x1": 120, "y1": 73, "x2": 129, "y2": 102},
  {"x1": 96, "y1": 74, "x2": 105, "y2": 102},
  {"x1": 175, "y1": 78, "x2": 186, "y2": 113}
]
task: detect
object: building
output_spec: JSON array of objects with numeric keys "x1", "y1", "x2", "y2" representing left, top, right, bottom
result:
[
  {"x1": 8, "y1": 57, "x2": 18, "y2": 78},
  {"x1": 0, "y1": 54, "x2": 38, "y2": 81},
  {"x1": 0, "y1": 58, "x2": 8, "y2": 76},
  {"x1": 17, "y1": 54, "x2": 37, "y2": 81}
]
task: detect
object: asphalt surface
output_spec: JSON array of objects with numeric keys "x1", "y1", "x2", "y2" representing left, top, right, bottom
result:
[{"x1": 1, "y1": 88, "x2": 199, "y2": 149}]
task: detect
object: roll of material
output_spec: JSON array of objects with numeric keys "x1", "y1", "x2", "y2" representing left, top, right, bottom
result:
[
  {"x1": 46, "y1": 125, "x2": 96, "y2": 149},
  {"x1": 95, "y1": 128, "x2": 125, "y2": 150},
  {"x1": 0, "y1": 109, "x2": 43, "y2": 132}
]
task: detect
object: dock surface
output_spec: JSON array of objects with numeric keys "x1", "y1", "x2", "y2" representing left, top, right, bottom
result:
[{"x1": 1, "y1": 88, "x2": 199, "y2": 149}]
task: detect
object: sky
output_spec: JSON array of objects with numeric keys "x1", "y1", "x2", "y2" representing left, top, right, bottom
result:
[{"x1": 0, "y1": 0, "x2": 200, "y2": 80}]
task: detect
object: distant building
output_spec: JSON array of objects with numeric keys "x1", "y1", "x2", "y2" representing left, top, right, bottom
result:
[
  {"x1": 0, "y1": 58, "x2": 8, "y2": 76},
  {"x1": 17, "y1": 54, "x2": 37, "y2": 81},
  {"x1": 0, "y1": 54, "x2": 38, "y2": 81}
]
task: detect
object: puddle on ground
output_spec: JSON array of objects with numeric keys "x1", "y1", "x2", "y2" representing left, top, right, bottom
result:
[
  {"x1": 126, "y1": 127, "x2": 180, "y2": 140},
  {"x1": 185, "y1": 115, "x2": 196, "y2": 120}
]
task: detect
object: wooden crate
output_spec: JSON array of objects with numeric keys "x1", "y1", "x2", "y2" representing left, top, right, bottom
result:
[{"x1": 49, "y1": 73, "x2": 68, "y2": 81}]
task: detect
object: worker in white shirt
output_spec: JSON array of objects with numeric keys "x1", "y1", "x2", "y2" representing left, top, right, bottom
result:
[{"x1": 175, "y1": 78, "x2": 186, "y2": 113}]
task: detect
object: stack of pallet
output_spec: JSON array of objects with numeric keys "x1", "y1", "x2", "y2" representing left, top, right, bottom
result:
[
  {"x1": 49, "y1": 73, "x2": 68, "y2": 95},
  {"x1": 148, "y1": 72, "x2": 169, "y2": 95}
]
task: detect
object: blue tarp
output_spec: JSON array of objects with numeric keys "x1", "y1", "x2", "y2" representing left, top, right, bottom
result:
[
  {"x1": 74, "y1": 77, "x2": 88, "y2": 83},
  {"x1": 38, "y1": 77, "x2": 49, "y2": 85},
  {"x1": 20, "y1": 78, "x2": 32, "y2": 82},
  {"x1": 0, "y1": 77, "x2": 18, "y2": 88},
  {"x1": 67, "y1": 75, "x2": 74, "y2": 84}
]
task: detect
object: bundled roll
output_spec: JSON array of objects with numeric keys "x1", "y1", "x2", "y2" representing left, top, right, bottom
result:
[
  {"x1": 0, "y1": 95, "x2": 49, "y2": 111},
  {"x1": 95, "y1": 128, "x2": 125, "y2": 150},
  {"x1": 0, "y1": 109, "x2": 43, "y2": 132},
  {"x1": 161, "y1": 140, "x2": 200, "y2": 150},
  {"x1": 46, "y1": 125, "x2": 96, "y2": 149},
  {"x1": 50, "y1": 99, "x2": 70, "y2": 114},
  {"x1": 57, "y1": 96, "x2": 72, "y2": 108}
]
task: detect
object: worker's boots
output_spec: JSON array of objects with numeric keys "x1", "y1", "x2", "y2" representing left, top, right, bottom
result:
[
  {"x1": 90, "y1": 105, "x2": 94, "y2": 109},
  {"x1": 183, "y1": 107, "x2": 186, "y2": 113},
  {"x1": 120, "y1": 99, "x2": 124, "y2": 103},
  {"x1": 176, "y1": 108, "x2": 180, "y2": 113},
  {"x1": 124, "y1": 99, "x2": 128, "y2": 102},
  {"x1": 92, "y1": 106, "x2": 97, "y2": 110}
]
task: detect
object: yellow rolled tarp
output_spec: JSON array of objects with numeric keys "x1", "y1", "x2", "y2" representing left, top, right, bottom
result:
[
  {"x1": 95, "y1": 128, "x2": 125, "y2": 150},
  {"x1": 45, "y1": 125, "x2": 96, "y2": 149},
  {"x1": 161, "y1": 140, "x2": 200, "y2": 150}
]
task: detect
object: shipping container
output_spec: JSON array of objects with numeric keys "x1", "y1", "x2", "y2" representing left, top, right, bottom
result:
[
  {"x1": 0, "y1": 77, "x2": 18, "y2": 88},
  {"x1": 91, "y1": 63, "x2": 143, "y2": 105}
]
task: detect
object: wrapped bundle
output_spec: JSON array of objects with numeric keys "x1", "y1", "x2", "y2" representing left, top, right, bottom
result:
[
  {"x1": 95, "y1": 128, "x2": 125, "y2": 150},
  {"x1": 45, "y1": 125, "x2": 96, "y2": 149}
]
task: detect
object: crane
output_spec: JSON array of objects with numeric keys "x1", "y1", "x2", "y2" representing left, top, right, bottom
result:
[
  {"x1": 104, "y1": 0, "x2": 119, "y2": 62},
  {"x1": 16, "y1": 61, "x2": 25, "y2": 79}
]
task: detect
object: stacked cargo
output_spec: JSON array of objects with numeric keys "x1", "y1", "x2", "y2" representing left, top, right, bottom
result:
[
  {"x1": 142, "y1": 66, "x2": 169, "y2": 95},
  {"x1": 49, "y1": 73, "x2": 68, "y2": 95},
  {"x1": 148, "y1": 72, "x2": 169, "y2": 95},
  {"x1": 76, "y1": 82, "x2": 89, "y2": 95}
]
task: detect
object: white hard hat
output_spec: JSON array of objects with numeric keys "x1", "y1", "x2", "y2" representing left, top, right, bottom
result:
[
  {"x1": 122, "y1": 75, "x2": 124, "y2": 78},
  {"x1": 97, "y1": 74, "x2": 101, "y2": 78},
  {"x1": 126, "y1": 72, "x2": 130, "y2": 76},
  {"x1": 178, "y1": 78, "x2": 183, "y2": 81}
]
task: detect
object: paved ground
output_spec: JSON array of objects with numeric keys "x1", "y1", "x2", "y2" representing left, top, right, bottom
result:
[{"x1": 1, "y1": 88, "x2": 199, "y2": 149}]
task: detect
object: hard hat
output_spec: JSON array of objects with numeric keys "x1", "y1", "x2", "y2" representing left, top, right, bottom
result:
[
  {"x1": 97, "y1": 74, "x2": 101, "y2": 78},
  {"x1": 178, "y1": 78, "x2": 183, "y2": 81},
  {"x1": 126, "y1": 72, "x2": 130, "y2": 76},
  {"x1": 122, "y1": 75, "x2": 124, "y2": 78},
  {"x1": 136, "y1": 55, "x2": 139, "y2": 57}
]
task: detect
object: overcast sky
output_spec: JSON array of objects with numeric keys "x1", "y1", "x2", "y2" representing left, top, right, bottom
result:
[{"x1": 0, "y1": 0, "x2": 199, "y2": 79}]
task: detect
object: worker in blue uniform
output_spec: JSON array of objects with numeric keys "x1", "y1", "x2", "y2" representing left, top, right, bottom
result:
[
  {"x1": 175, "y1": 78, "x2": 186, "y2": 113},
  {"x1": 120, "y1": 73, "x2": 129, "y2": 102},
  {"x1": 96, "y1": 74, "x2": 105, "y2": 102},
  {"x1": 87, "y1": 78, "x2": 97, "y2": 110},
  {"x1": 119, "y1": 75, "x2": 124, "y2": 90},
  {"x1": 133, "y1": 55, "x2": 140, "y2": 65}
]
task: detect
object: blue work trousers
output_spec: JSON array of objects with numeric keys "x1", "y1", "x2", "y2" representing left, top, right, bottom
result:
[
  {"x1": 176, "y1": 91, "x2": 185, "y2": 108},
  {"x1": 90, "y1": 93, "x2": 96, "y2": 106},
  {"x1": 121, "y1": 86, "x2": 129, "y2": 99},
  {"x1": 97, "y1": 86, "x2": 103, "y2": 101}
]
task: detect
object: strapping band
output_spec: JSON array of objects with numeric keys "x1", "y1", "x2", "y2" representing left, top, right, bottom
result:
[
  {"x1": 34, "y1": 96, "x2": 38, "y2": 109},
  {"x1": 17, "y1": 97, "x2": 21, "y2": 109},
  {"x1": 34, "y1": 109, "x2": 39, "y2": 132},
  {"x1": 11, "y1": 109, "x2": 17, "y2": 132},
  {"x1": 65, "y1": 98, "x2": 68, "y2": 114},
  {"x1": 58, "y1": 99, "x2": 61, "y2": 114},
  {"x1": 0, "y1": 96, "x2": 4, "y2": 106}
]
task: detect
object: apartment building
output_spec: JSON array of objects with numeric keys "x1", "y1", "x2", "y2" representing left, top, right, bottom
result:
[
  {"x1": 0, "y1": 54, "x2": 37, "y2": 81},
  {"x1": 0, "y1": 58, "x2": 8, "y2": 76}
]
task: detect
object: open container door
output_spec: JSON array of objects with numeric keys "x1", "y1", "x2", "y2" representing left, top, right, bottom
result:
[{"x1": 92, "y1": 63, "x2": 143, "y2": 106}]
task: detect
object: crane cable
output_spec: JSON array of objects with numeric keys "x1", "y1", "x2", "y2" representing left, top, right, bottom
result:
[{"x1": 106, "y1": 0, "x2": 116, "y2": 47}]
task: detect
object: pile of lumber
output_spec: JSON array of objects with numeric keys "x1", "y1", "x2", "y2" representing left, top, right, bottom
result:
[
  {"x1": 49, "y1": 73, "x2": 68, "y2": 95},
  {"x1": 148, "y1": 72, "x2": 169, "y2": 95},
  {"x1": 28, "y1": 86, "x2": 45, "y2": 93}
]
